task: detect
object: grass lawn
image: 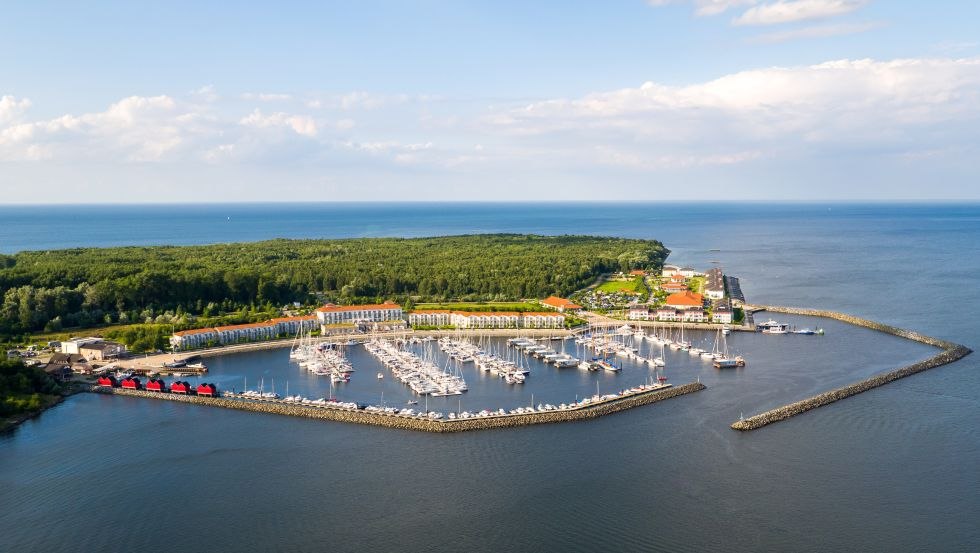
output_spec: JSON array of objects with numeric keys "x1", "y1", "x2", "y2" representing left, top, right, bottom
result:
[
  {"x1": 22, "y1": 324, "x2": 138, "y2": 347},
  {"x1": 688, "y1": 276, "x2": 706, "y2": 294},
  {"x1": 595, "y1": 277, "x2": 645, "y2": 295}
]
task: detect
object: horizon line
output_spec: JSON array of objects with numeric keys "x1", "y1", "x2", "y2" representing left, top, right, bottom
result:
[{"x1": 2, "y1": 199, "x2": 979, "y2": 207}]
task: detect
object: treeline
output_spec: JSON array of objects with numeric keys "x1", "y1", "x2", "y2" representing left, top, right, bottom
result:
[
  {"x1": 1, "y1": 358, "x2": 62, "y2": 417},
  {"x1": 0, "y1": 234, "x2": 668, "y2": 336}
]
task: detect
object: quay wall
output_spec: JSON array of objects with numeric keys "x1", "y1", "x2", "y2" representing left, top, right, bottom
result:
[
  {"x1": 89, "y1": 382, "x2": 706, "y2": 433},
  {"x1": 731, "y1": 306, "x2": 972, "y2": 431},
  {"x1": 624, "y1": 320, "x2": 755, "y2": 332}
]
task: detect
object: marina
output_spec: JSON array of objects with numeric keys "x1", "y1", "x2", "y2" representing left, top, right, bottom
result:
[
  {"x1": 3, "y1": 203, "x2": 977, "y2": 553},
  {"x1": 92, "y1": 326, "x2": 758, "y2": 418}
]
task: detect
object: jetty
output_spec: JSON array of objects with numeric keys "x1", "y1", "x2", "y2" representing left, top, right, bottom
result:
[
  {"x1": 731, "y1": 306, "x2": 972, "y2": 431},
  {"x1": 88, "y1": 381, "x2": 706, "y2": 433}
]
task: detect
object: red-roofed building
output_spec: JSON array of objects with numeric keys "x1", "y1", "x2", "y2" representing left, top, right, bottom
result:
[
  {"x1": 665, "y1": 291, "x2": 704, "y2": 309},
  {"x1": 213, "y1": 321, "x2": 278, "y2": 344},
  {"x1": 170, "y1": 327, "x2": 219, "y2": 351},
  {"x1": 541, "y1": 296, "x2": 582, "y2": 313},
  {"x1": 662, "y1": 282, "x2": 688, "y2": 294},
  {"x1": 629, "y1": 269, "x2": 646, "y2": 277}
]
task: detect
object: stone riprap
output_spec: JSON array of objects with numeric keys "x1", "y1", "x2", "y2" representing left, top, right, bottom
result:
[
  {"x1": 731, "y1": 306, "x2": 972, "y2": 431},
  {"x1": 90, "y1": 382, "x2": 706, "y2": 433}
]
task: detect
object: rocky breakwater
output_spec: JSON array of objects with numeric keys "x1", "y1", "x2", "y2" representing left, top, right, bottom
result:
[
  {"x1": 731, "y1": 306, "x2": 972, "y2": 431},
  {"x1": 89, "y1": 382, "x2": 706, "y2": 433}
]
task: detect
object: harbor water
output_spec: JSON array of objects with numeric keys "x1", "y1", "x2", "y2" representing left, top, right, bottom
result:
[{"x1": 1, "y1": 202, "x2": 978, "y2": 552}]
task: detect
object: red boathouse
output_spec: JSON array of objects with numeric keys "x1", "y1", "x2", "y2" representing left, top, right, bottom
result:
[
  {"x1": 120, "y1": 376, "x2": 141, "y2": 390},
  {"x1": 146, "y1": 378, "x2": 167, "y2": 392},
  {"x1": 170, "y1": 381, "x2": 191, "y2": 394},
  {"x1": 96, "y1": 375, "x2": 118, "y2": 387},
  {"x1": 196, "y1": 383, "x2": 217, "y2": 397}
]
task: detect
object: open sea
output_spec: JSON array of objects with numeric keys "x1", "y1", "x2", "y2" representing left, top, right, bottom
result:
[{"x1": 1, "y1": 202, "x2": 978, "y2": 552}]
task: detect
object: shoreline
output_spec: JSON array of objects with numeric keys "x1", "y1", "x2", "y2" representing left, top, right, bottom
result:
[
  {"x1": 0, "y1": 386, "x2": 83, "y2": 434},
  {"x1": 730, "y1": 306, "x2": 972, "y2": 431}
]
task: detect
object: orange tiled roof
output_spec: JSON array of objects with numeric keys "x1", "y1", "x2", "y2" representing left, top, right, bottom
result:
[
  {"x1": 172, "y1": 327, "x2": 218, "y2": 337},
  {"x1": 453, "y1": 311, "x2": 522, "y2": 317},
  {"x1": 665, "y1": 291, "x2": 704, "y2": 307},
  {"x1": 214, "y1": 321, "x2": 277, "y2": 332},
  {"x1": 541, "y1": 296, "x2": 582, "y2": 309}
]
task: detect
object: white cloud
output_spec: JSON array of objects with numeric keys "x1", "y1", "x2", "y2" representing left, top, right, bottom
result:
[
  {"x1": 239, "y1": 109, "x2": 318, "y2": 137},
  {"x1": 339, "y1": 91, "x2": 407, "y2": 111},
  {"x1": 734, "y1": 0, "x2": 867, "y2": 26},
  {"x1": 489, "y1": 57, "x2": 980, "y2": 170},
  {"x1": 0, "y1": 95, "x2": 32, "y2": 125},
  {"x1": 304, "y1": 92, "x2": 412, "y2": 111},
  {"x1": 343, "y1": 140, "x2": 432, "y2": 154},
  {"x1": 648, "y1": 0, "x2": 757, "y2": 16},
  {"x1": 749, "y1": 21, "x2": 881, "y2": 43},
  {"x1": 241, "y1": 92, "x2": 293, "y2": 102},
  {"x1": 499, "y1": 57, "x2": 980, "y2": 120},
  {"x1": 4, "y1": 58, "x2": 979, "y2": 198},
  {"x1": 594, "y1": 145, "x2": 763, "y2": 169},
  {"x1": 191, "y1": 85, "x2": 219, "y2": 102},
  {"x1": 0, "y1": 95, "x2": 188, "y2": 161}
]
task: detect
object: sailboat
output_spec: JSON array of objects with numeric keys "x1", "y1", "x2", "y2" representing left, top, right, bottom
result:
[
  {"x1": 656, "y1": 343, "x2": 668, "y2": 385},
  {"x1": 712, "y1": 330, "x2": 746, "y2": 368}
]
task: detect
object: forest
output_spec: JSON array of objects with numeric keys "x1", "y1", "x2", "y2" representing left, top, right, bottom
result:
[
  {"x1": 0, "y1": 234, "x2": 668, "y2": 338},
  {"x1": 0, "y1": 358, "x2": 62, "y2": 421}
]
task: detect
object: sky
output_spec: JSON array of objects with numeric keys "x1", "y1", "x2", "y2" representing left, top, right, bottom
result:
[{"x1": 1, "y1": 0, "x2": 979, "y2": 203}]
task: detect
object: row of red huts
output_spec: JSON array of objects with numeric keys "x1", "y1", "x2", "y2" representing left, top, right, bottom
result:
[{"x1": 96, "y1": 375, "x2": 217, "y2": 396}]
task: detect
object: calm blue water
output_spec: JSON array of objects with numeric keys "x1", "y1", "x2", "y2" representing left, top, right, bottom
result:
[{"x1": 2, "y1": 202, "x2": 978, "y2": 552}]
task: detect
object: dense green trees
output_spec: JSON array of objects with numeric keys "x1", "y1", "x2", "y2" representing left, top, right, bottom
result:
[
  {"x1": 0, "y1": 234, "x2": 667, "y2": 336},
  {"x1": 0, "y1": 358, "x2": 62, "y2": 417}
]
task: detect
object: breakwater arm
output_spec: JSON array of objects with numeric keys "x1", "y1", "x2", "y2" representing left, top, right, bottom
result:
[
  {"x1": 731, "y1": 306, "x2": 972, "y2": 431},
  {"x1": 90, "y1": 382, "x2": 706, "y2": 433}
]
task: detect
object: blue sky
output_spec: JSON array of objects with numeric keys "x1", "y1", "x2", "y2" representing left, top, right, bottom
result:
[{"x1": 2, "y1": 1, "x2": 979, "y2": 202}]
